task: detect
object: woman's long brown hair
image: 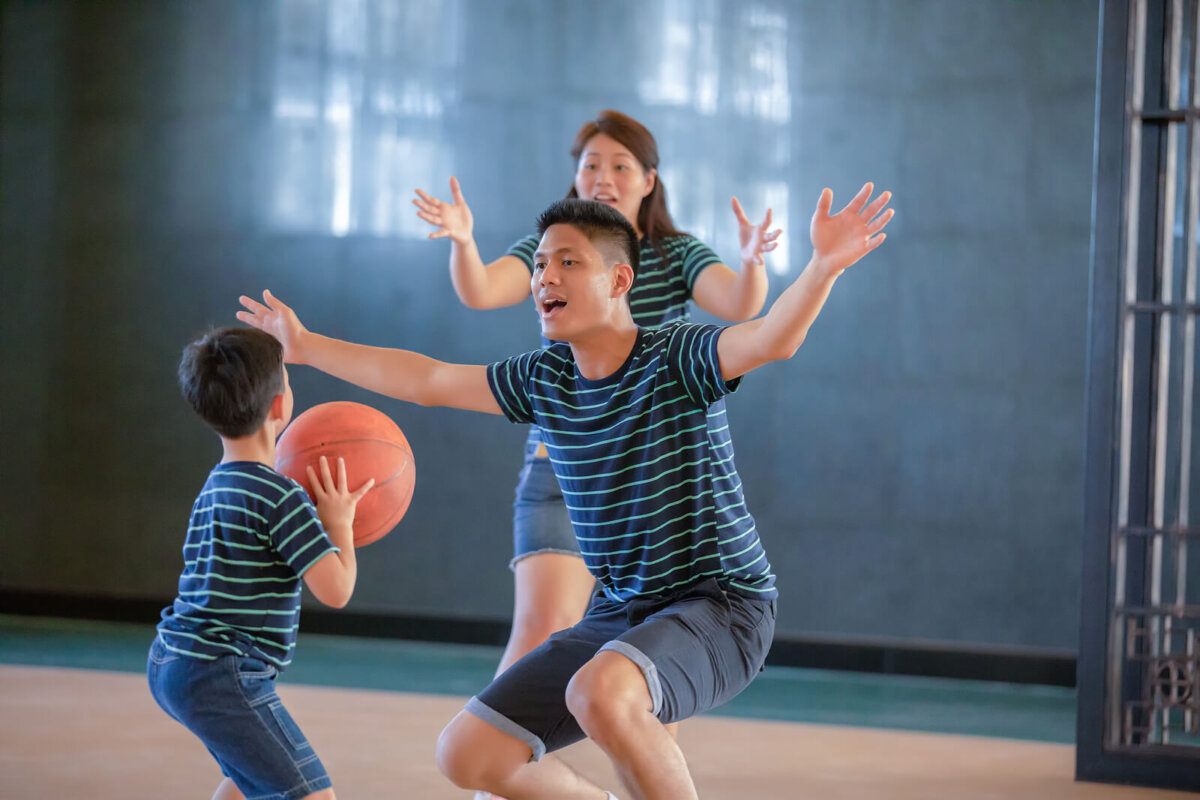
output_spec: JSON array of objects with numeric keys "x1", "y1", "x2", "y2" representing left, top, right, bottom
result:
[{"x1": 566, "y1": 110, "x2": 688, "y2": 252}]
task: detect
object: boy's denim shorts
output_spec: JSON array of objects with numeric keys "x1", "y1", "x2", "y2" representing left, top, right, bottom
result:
[
  {"x1": 465, "y1": 578, "x2": 776, "y2": 760},
  {"x1": 147, "y1": 635, "x2": 332, "y2": 800},
  {"x1": 510, "y1": 435, "x2": 580, "y2": 568}
]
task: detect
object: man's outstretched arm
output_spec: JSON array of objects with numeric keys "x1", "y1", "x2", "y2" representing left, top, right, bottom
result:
[
  {"x1": 237, "y1": 290, "x2": 503, "y2": 415},
  {"x1": 717, "y1": 183, "x2": 894, "y2": 381}
]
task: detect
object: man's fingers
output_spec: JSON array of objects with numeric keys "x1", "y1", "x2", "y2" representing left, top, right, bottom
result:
[
  {"x1": 816, "y1": 188, "x2": 833, "y2": 218},
  {"x1": 235, "y1": 310, "x2": 261, "y2": 328},
  {"x1": 867, "y1": 208, "x2": 895, "y2": 234},
  {"x1": 842, "y1": 182, "x2": 873, "y2": 215},
  {"x1": 861, "y1": 190, "x2": 892, "y2": 221},
  {"x1": 238, "y1": 295, "x2": 267, "y2": 315},
  {"x1": 262, "y1": 289, "x2": 286, "y2": 312}
]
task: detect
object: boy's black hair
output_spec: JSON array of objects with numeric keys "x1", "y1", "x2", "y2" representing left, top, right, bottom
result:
[
  {"x1": 536, "y1": 199, "x2": 640, "y2": 283},
  {"x1": 178, "y1": 326, "x2": 285, "y2": 439}
]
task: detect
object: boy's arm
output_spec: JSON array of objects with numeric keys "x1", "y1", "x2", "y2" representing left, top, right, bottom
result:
[
  {"x1": 237, "y1": 291, "x2": 504, "y2": 415},
  {"x1": 301, "y1": 456, "x2": 372, "y2": 609},
  {"x1": 717, "y1": 183, "x2": 894, "y2": 381},
  {"x1": 413, "y1": 177, "x2": 533, "y2": 309}
]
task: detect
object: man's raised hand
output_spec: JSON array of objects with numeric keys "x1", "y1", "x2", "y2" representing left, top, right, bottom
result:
[
  {"x1": 809, "y1": 183, "x2": 894, "y2": 276},
  {"x1": 237, "y1": 290, "x2": 308, "y2": 364}
]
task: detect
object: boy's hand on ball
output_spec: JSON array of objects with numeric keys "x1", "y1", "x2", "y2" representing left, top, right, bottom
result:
[{"x1": 307, "y1": 456, "x2": 375, "y2": 544}]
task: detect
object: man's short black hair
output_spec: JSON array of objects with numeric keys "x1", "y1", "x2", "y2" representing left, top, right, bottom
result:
[
  {"x1": 536, "y1": 199, "x2": 640, "y2": 282},
  {"x1": 178, "y1": 326, "x2": 284, "y2": 439}
]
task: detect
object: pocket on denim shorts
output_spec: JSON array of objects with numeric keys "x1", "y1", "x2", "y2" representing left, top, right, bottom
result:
[
  {"x1": 268, "y1": 700, "x2": 312, "y2": 751},
  {"x1": 148, "y1": 645, "x2": 180, "y2": 666}
]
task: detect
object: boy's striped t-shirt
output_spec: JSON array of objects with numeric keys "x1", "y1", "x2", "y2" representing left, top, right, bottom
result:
[
  {"x1": 506, "y1": 233, "x2": 722, "y2": 329},
  {"x1": 487, "y1": 322, "x2": 777, "y2": 603},
  {"x1": 156, "y1": 461, "x2": 337, "y2": 669}
]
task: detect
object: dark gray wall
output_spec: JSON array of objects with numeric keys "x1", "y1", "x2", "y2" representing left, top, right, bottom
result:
[{"x1": 0, "y1": 0, "x2": 1097, "y2": 651}]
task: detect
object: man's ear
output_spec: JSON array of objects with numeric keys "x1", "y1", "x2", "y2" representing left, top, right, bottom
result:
[{"x1": 611, "y1": 262, "x2": 635, "y2": 299}]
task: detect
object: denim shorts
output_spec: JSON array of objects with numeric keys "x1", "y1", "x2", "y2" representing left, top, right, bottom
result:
[
  {"x1": 147, "y1": 635, "x2": 332, "y2": 800},
  {"x1": 511, "y1": 433, "x2": 580, "y2": 567},
  {"x1": 466, "y1": 578, "x2": 776, "y2": 760}
]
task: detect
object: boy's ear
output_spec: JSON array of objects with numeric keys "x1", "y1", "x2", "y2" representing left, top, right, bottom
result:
[
  {"x1": 611, "y1": 262, "x2": 635, "y2": 298},
  {"x1": 268, "y1": 392, "x2": 286, "y2": 422}
]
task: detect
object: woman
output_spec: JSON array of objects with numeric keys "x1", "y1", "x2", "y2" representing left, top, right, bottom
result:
[{"x1": 414, "y1": 109, "x2": 779, "y2": 682}]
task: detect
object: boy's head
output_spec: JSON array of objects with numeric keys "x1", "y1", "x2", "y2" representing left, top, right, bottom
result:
[
  {"x1": 179, "y1": 327, "x2": 291, "y2": 439},
  {"x1": 532, "y1": 199, "x2": 640, "y2": 340}
]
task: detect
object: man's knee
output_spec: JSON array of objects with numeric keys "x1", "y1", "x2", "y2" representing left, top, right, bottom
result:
[
  {"x1": 565, "y1": 650, "x2": 652, "y2": 737},
  {"x1": 436, "y1": 710, "x2": 529, "y2": 790}
]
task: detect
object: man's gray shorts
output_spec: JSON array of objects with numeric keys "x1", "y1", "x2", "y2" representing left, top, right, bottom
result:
[{"x1": 466, "y1": 578, "x2": 776, "y2": 760}]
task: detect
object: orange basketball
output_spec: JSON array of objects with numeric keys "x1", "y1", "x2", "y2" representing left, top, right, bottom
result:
[{"x1": 275, "y1": 401, "x2": 415, "y2": 548}]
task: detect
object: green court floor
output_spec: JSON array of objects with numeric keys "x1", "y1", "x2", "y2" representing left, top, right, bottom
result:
[{"x1": 0, "y1": 614, "x2": 1076, "y2": 744}]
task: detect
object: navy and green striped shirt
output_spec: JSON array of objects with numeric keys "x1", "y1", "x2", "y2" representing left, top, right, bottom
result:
[
  {"x1": 506, "y1": 233, "x2": 722, "y2": 329},
  {"x1": 487, "y1": 322, "x2": 777, "y2": 603},
  {"x1": 156, "y1": 461, "x2": 338, "y2": 669},
  {"x1": 508, "y1": 232, "x2": 724, "y2": 450}
]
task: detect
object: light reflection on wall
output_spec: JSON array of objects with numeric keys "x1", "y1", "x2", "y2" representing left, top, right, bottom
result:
[
  {"x1": 638, "y1": 0, "x2": 793, "y2": 275},
  {"x1": 638, "y1": 0, "x2": 720, "y2": 114},
  {"x1": 266, "y1": 0, "x2": 455, "y2": 238}
]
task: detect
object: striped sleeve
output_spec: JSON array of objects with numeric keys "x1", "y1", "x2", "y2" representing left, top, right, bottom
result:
[
  {"x1": 269, "y1": 479, "x2": 338, "y2": 577},
  {"x1": 677, "y1": 236, "x2": 724, "y2": 292},
  {"x1": 487, "y1": 349, "x2": 541, "y2": 424},
  {"x1": 666, "y1": 323, "x2": 742, "y2": 407},
  {"x1": 505, "y1": 233, "x2": 540, "y2": 275}
]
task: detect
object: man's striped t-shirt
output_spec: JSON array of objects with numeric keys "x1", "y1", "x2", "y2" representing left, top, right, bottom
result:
[
  {"x1": 506, "y1": 233, "x2": 722, "y2": 329},
  {"x1": 487, "y1": 322, "x2": 777, "y2": 603},
  {"x1": 156, "y1": 461, "x2": 337, "y2": 669}
]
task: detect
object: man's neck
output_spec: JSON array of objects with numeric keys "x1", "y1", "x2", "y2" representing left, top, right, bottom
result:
[{"x1": 569, "y1": 320, "x2": 640, "y2": 381}]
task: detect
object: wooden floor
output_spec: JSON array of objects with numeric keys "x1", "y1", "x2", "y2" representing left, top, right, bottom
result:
[{"x1": 1, "y1": 664, "x2": 1192, "y2": 800}]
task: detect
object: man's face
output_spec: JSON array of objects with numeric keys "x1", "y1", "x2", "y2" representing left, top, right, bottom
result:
[{"x1": 531, "y1": 224, "x2": 624, "y2": 341}]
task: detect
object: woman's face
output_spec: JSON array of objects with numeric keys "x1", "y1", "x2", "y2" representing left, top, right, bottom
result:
[{"x1": 573, "y1": 133, "x2": 656, "y2": 234}]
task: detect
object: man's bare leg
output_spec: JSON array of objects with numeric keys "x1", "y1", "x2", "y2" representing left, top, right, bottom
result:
[
  {"x1": 438, "y1": 709, "x2": 611, "y2": 800},
  {"x1": 566, "y1": 651, "x2": 697, "y2": 800}
]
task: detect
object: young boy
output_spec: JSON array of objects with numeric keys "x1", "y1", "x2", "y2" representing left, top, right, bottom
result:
[
  {"x1": 148, "y1": 326, "x2": 374, "y2": 800},
  {"x1": 238, "y1": 184, "x2": 893, "y2": 800}
]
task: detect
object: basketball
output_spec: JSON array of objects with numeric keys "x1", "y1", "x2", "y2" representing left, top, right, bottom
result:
[{"x1": 275, "y1": 401, "x2": 416, "y2": 548}]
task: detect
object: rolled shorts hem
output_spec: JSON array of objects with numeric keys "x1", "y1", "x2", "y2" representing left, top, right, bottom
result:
[
  {"x1": 599, "y1": 639, "x2": 664, "y2": 717},
  {"x1": 508, "y1": 547, "x2": 586, "y2": 571},
  {"x1": 465, "y1": 696, "x2": 547, "y2": 762}
]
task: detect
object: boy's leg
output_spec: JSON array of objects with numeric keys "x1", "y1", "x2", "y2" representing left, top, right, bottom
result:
[{"x1": 148, "y1": 640, "x2": 334, "y2": 800}]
